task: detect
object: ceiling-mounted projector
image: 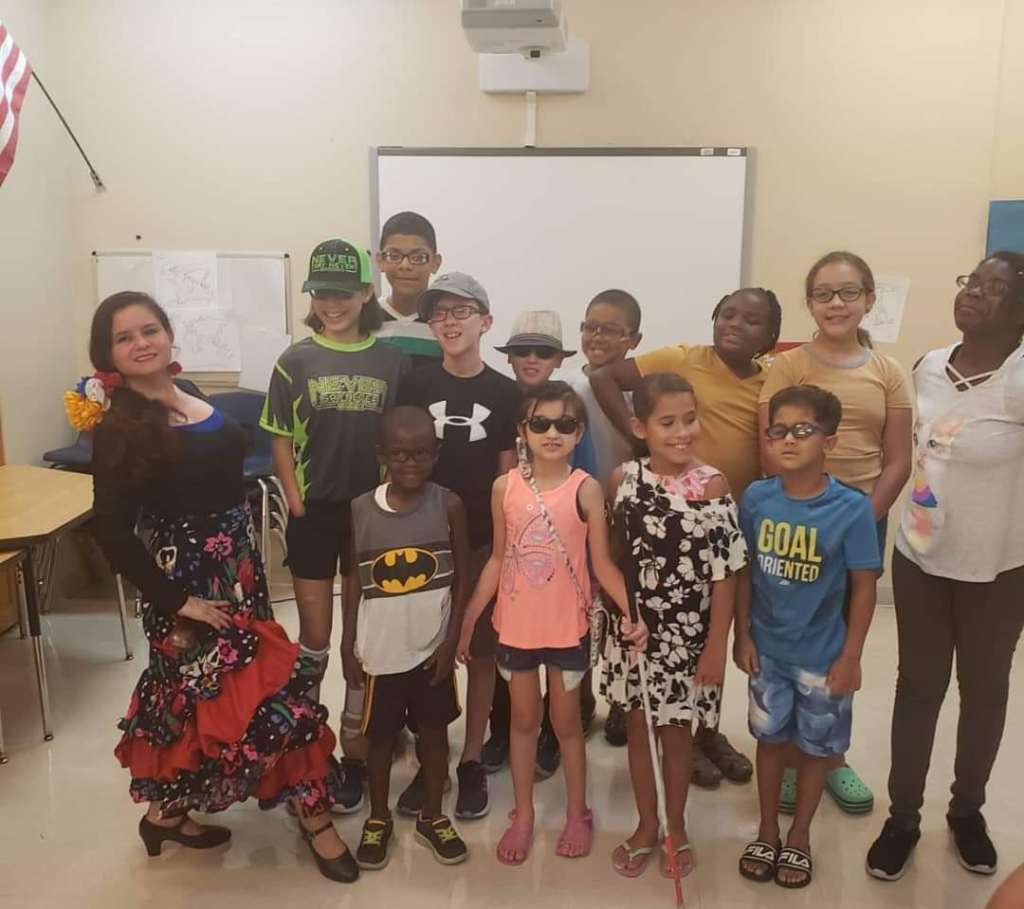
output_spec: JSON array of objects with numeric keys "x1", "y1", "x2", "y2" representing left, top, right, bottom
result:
[{"x1": 460, "y1": 0, "x2": 568, "y2": 57}]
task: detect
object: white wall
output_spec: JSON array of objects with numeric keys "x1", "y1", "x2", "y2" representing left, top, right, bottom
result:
[
  {"x1": 2, "y1": 0, "x2": 1023, "y2": 464},
  {"x1": 0, "y1": 0, "x2": 79, "y2": 464}
]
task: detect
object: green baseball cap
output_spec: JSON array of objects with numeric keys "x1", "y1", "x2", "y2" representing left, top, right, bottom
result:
[{"x1": 302, "y1": 238, "x2": 373, "y2": 294}]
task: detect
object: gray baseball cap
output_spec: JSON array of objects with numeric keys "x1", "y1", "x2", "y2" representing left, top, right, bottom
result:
[{"x1": 416, "y1": 272, "x2": 491, "y2": 321}]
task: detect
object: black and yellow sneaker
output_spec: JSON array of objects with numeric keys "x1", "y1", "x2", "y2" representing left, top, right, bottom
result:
[
  {"x1": 415, "y1": 814, "x2": 468, "y2": 865},
  {"x1": 356, "y1": 816, "x2": 394, "y2": 870}
]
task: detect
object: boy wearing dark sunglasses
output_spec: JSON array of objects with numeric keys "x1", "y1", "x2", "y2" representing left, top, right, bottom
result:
[{"x1": 734, "y1": 385, "x2": 880, "y2": 889}]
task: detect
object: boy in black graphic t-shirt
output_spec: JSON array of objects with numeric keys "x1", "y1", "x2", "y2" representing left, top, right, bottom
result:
[{"x1": 397, "y1": 272, "x2": 520, "y2": 822}]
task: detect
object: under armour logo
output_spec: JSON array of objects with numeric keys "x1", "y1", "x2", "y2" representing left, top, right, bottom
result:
[{"x1": 428, "y1": 401, "x2": 491, "y2": 442}]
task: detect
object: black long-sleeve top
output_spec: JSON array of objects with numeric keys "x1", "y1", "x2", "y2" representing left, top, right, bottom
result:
[{"x1": 91, "y1": 394, "x2": 248, "y2": 617}]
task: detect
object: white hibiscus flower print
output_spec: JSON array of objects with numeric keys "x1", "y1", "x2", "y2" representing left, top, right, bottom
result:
[
  {"x1": 676, "y1": 556, "x2": 697, "y2": 581},
  {"x1": 643, "y1": 514, "x2": 667, "y2": 539},
  {"x1": 679, "y1": 610, "x2": 704, "y2": 638},
  {"x1": 639, "y1": 555, "x2": 667, "y2": 590},
  {"x1": 644, "y1": 595, "x2": 671, "y2": 614}
]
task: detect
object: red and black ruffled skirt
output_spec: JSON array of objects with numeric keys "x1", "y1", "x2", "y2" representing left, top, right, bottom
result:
[{"x1": 114, "y1": 503, "x2": 343, "y2": 815}]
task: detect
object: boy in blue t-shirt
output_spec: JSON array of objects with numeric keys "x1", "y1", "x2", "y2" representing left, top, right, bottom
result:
[{"x1": 735, "y1": 385, "x2": 880, "y2": 889}]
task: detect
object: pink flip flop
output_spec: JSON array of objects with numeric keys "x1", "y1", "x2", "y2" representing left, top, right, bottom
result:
[
  {"x1": 612, "y1": 840, "x2": 657, "y2": 877},
  {"x1": 556, "y1": 809, "x2": 594, "y2": 858},
  {"x1": 497, "y1": 811, "x2": 534, "y2": 866},
  {"x1": 660, "y1": 841, "x2": 696, "y2": 878}
]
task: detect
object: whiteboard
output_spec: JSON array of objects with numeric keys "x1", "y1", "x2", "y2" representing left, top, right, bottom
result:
[
  {"x1": 372, "y1": 147, "x2": 747, "y2": 370},
  {"x1": 93, "y1": 251, "x2": 292, "y2": 388}
]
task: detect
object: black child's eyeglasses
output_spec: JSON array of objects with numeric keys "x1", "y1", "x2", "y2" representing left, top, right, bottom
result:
[
  {"x1": 380, "y1": 248, "x2": 432, "y2": 266},
  {"x1": 525, "y1": 415, "x2": 581, "y2": 434},
  {"x1": 386, "y1": 447, "x2": 435, "y2": 463}
]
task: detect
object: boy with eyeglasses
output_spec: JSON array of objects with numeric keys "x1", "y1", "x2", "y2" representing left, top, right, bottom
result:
[
  {"x1": 735, "y1": 384, "x2": 879, "y2": 889},
  {"x1": 342, "y1": 406, "x2": 471, "y2": 869},
  {"x1": 565, "y1": 290, "x2": 643, "y2": 488},
  {"x1": 562, "y1": 289, "x2": 642, "y2": 744},
  {"x1": 376, "y1": 211, "x2": 444, "y2": 366},
  {"x1": 395, "y1": 273, "x2": 521, "y2": 821}
]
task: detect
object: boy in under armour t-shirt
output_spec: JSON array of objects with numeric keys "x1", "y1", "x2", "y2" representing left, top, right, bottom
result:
[
  {"x1": 396, "y1": 272, "x2": 520, "y2": 822},
  {"x1": 734, "y1": 385, "x2": 880, "y2": 888}
]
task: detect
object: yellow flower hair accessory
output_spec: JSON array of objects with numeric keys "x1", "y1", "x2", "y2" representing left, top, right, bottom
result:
[{"x1": 64, "y1": 371, "x2": 122, "y2": 431}]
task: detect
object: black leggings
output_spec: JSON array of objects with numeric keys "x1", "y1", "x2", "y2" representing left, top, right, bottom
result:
[{"x1": 887, "y1": 550, "x2": 1024, "y2": 828}]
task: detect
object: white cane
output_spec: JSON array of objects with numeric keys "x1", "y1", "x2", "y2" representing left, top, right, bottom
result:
[{"x1": 629, "y1": 622, "x2": 684, "y2": 904}]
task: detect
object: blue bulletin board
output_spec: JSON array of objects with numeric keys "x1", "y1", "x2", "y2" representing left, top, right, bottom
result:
[{"x1": 986, "y1": 200, "x2": 1024, "y2": 255}]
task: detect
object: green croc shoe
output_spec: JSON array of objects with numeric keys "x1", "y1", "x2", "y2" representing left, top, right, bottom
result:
[{"x1": 826, "y1": 765, "x2": 874, "y2": 814}]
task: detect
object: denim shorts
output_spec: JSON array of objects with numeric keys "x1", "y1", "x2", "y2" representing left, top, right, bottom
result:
[
  {"x1": 747, "y1": 653, "x2": 853, "y2": 757},
  {"x1": 495, "y1": 636, "x2": 590, "y2": 691}
]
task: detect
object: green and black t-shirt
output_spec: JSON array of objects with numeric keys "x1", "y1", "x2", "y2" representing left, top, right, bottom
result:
[{"x1": 260, "y1": 334, "x2": 409, "y2": 503}]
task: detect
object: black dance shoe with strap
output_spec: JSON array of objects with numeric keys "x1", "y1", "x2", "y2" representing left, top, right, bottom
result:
[
  {"x1": 301, "y1": 816, "x2": 360, "y2": 883},
  {"x1": 139, "y1": 814, "x2": 231, "y2": 857}
]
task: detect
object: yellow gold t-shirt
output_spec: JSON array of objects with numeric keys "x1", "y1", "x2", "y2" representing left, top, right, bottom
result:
[{"x1": 636, "y1": 344, "x2": 766, "y2": 497}]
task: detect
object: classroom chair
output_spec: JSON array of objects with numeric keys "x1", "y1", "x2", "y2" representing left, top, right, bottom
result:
[
  {"x1": 39, "y1": 431, "x2": 134, "y2": 657},
  {"x1": 207, "y1": 391, "x2": 289, "y2": 589},
  {"x1": 42, "y1": 431, "x2": 94, "y2": 472}
]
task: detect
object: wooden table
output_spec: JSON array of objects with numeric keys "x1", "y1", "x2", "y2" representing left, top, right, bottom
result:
[
  {"x1": 0, "y1": 549, "x2": 27, "y2": 763},
  {"x1": 0, "y1": 465, "x2": 94, "y2": 741}
]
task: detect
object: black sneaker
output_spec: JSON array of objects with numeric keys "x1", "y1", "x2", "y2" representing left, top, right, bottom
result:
[
  {"x1": 455, "y1": 760, "x2": 490, "y2": 819},
  {"x1": 397, "y1": 766, "x2": 425, "y2": 818},
  {"x1": 481, "y1": 734, "x2": 509, "y2": 774},
  {"x1": 535, "y1": 728, "x2": 561, "y2": 780},
  {"x1": 948, "y1": 812, "x2": 998, "y2": 874},
  {"x1": 355, "y1": 816, "x2": 394, "y2": 870},
  {"x1": 866, "y1": 818, "x2": 921, "y2": 881},
  {"x1": 604, "y1": 705, "x2": 627, "y2": 747},
  {"x1": 415, "y1": 814, "x2": 468, "y2": 865},
  {"x1": 332, "y1": 758, "x2": 365, "y2": 815}
]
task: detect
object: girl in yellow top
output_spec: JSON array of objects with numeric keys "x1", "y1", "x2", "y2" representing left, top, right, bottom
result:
[
  {"x1": 589, "y1": 286, "x2": 782, "y2": 787},
  {"x1": 759, "y1": 250, "x2": 913, "y2": 815}
]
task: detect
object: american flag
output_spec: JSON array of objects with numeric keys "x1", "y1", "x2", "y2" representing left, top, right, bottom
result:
[{"x1": 0, "y1": 20, "x2": 32, "y2": 187}]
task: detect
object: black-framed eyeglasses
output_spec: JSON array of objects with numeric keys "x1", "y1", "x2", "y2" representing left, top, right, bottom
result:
[
  {"x1": 579, "y1": 320, "x2": 632, "y2": 340},
  {"x1": 765, "y1": 422, "x2": 825, "y2": 441},
  {"x1": 508, "y1": 346, "x2": 560, "y2": 360},
  {"x1": 426, "y1": 304, "x2": 482, "y2": 324},
  {"x1": 525, "y1": 415, "x2": 581, "y2": 435},
  {"x1": 809, "y1": 285, "x2": 868, "y2": 304},
  {"x1": 956, "y1": 274, "x2": 1010, "y2": 298},
  {"x1": 380, "y1": 248, "x2": 433, "y2": 266},
  {"x1": 386, "y1": 447, "x2": 435, "y2": 464}
]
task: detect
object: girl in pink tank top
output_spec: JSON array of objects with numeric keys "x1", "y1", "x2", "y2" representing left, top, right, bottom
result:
[{"x1": 457, "y1": 382, "x2": 647, "y2": 868}]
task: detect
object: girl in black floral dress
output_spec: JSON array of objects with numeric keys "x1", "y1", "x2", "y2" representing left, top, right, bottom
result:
[
  {"x1": 87, "y1": 292, "x2": 358, "y2": 883},
  {"x1": 602, "y1": 374, "x2": 748, "y2": 879}
]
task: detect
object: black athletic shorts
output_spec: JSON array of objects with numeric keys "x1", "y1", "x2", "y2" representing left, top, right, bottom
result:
[
  {"x1": 284, "y1": 499, "x2": 353, "y2": 580},
  {"x1": 361, "y1": 660, "x2": 461, "y2": 739}
]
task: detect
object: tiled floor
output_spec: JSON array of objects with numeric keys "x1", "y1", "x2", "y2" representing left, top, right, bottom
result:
[{"x1": 1, "y1": 586, "x2": 1020, "y2": 909}]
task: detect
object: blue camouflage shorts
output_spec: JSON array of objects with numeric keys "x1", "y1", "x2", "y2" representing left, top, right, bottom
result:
[{"x1": 747, "y1": 653, "x2": 853, "y2": 757}]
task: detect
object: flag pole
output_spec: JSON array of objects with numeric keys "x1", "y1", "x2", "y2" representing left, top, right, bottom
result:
[{"x1": 29, "y1": 70, "x2": 105, "y2": 191}]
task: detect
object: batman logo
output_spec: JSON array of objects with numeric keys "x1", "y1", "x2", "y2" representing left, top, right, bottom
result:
[{"x1": 371, "y1": 547, "x2": 438, "y2": 594}]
